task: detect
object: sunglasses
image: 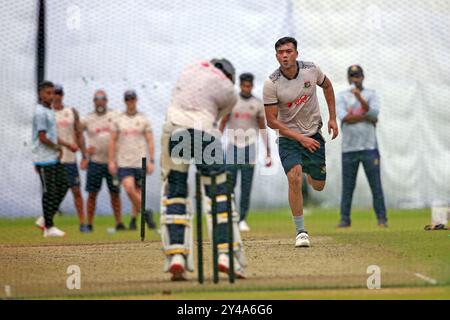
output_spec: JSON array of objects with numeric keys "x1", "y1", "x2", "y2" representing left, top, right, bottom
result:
[
  {"x1": 125, "y1": 97, "x2": 136, "y2": 101},
  {"x1": 94, "y1": 96, "x2": 107, "y2": 101}
]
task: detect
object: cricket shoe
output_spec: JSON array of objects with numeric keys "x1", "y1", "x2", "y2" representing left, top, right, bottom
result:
[
  {"x1": 44, "y1": 227, "x2": 66, "y2": 238},
  {"x1": 218, "y1": 253, "x2": 246, "y2": 279},
  {"x1": 169, "y1": 254, "x2": 187, "y2": 281},
  {"x1": 238, "y1": 220, "x2": 250, "y2": 232},
  {"x1": 129, "y1": 218, "x2": 137, "y2": 231},
  {"x1": 295, "y1": 231, "x2": 310, "y2": 248},
  {"x1": 35, "y1": 216, "x2": 45, "y2": 231}
]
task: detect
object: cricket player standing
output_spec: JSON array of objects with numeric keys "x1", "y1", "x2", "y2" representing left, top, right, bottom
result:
[
  {"x1": 80, "y1": 90, "x2": 124, "y2": 232},
  {"x1": 33, "y1": 81, "x2": 69, "y2": 237},
  {"x1": 160, "y1": 59, "x2": 247, "y2": 281},
  {"x1": 337, "y1": 65, "x2": 387, "y2": 228},
  {"x1": 108, "y1": 90, "x2": 156, "y2": 230},
  {"x1": 219, "y1": 73, "x2": 272, "y2": 232},
  {"x1": 53, "y1": 85, "x2": 89, "y2": 233},
  {"x1": 263, "y1": 37, "x2": 339, "y2": 247}
]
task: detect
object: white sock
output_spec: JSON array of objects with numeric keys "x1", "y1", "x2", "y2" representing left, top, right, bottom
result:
[{"x1": 293, "y1": 215, "x2": 305, "y2": 234}]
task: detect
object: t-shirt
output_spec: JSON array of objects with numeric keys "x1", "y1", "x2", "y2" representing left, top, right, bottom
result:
[
  {"x1": 263, "y1": 61, "x2": 325, "y2": 137},
  {"x1": 112, "y1": 112, "x2": 152, "y2": 168},
  {"x1": 166, "y1": 60, "x2": 238, "y2": 132},
  {"x1": 55, "y1": 107, "x2": 77, "y2": 164},
  {"x1": 31, "y1": 104, "x2": 59, "y2": 165},
  {"x1": 225, "y1": 94, "x2": 265, "y2": 148},
  {"x1": 337, "y1": 88, "x2": 380, "y2": 153},
  {"x1": 81, "y1": 110, "x2": 117, "y2": 164}
]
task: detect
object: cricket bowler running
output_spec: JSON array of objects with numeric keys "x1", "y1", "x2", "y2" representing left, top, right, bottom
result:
[
  {"x1": 263, "y1": 37, "x2": 339, "y2": 248},
  {"x1": 160, "y1": 59, "x2": 247, "y2": 281}
]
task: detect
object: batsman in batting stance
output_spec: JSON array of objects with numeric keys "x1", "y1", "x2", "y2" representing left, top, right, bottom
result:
[{"x1": 160, "y1": 59, "x2": 247, "y2": 281}]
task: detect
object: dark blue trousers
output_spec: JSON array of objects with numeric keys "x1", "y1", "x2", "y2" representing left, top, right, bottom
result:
[
  {"x1": 340, "y1": 149, "x2": 387, "y2": 224},
  {"x1": 226, "y1": 144, "x2": 256, "y2": 222}
]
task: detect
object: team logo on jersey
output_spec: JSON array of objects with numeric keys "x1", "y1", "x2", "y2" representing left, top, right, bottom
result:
[{"x1": 304, "y1": 81, "x2": 311, "y2": 88}]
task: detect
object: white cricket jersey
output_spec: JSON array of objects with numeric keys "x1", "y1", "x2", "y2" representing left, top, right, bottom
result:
[
  {"x1": 112, "y1": 111, "x2": 152, "y2": 168},
  {"x1": 166, "y1": 61, "x2": 238, "y2": 132},
  {"x1": 55, "y1": 107, "x2": 77, "y2": 164},
  {"x1": 263, "y1": 61, "x2": 326, "y2": 137},
  {"x1": 226, "y1": 94, "x2": 265, "y2": 148},
  {"x1": 81, "y1": 109, "x2": 118, "y2": 164}
]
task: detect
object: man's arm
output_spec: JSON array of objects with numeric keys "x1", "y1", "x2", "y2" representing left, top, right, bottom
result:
[
  {"x1": 145, "y1": 130, "x2": 155, "y2": 175},
  {"x1": 257, "y1": 116, "x2": 271, "y2": 158},
  {"x1": 73, "y1": 108, "x2": 87, "y2": 159},
  {"x1": 265, "y1": 106, "x2": 320, "y2": 153},
  {"x1": 351, "y1": 87, "x2": 370, "y2": 112},
  {"x1": 108, "y1": 130, "x2": 119, "y2": 175},
  {"x1": 318, "y1": 77, "x2": 338, "y2": 139},
  {"x1": 39, "y1": 131, "x2": 63, "y2": 160},
  {"x1": 219, "y1": 114, "x2": 231, "y2": 133},
  {"x1": 39, "y1": 131, "x2": 61, "y2": 151}
]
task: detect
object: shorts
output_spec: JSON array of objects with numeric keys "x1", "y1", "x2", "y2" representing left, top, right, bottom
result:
[
  {"x1": 86, "y1": 161, "x2": 120, "y2": 194},
  {"x1": 118, "y1": 167, "x2": 143, "y2": 189},
  {"x1": 63, "y1": 163, "x2": 81, "y2": 188},
  {"x1": 278, "y1": 132, "x2": 326, "y2": 181}
]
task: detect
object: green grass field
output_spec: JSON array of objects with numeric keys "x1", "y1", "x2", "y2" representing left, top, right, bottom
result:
[{"x1": 0, "y1": 208, "x2": 449, "y2": 299}]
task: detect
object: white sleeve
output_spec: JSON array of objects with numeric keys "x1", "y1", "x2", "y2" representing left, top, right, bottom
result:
[{"x1": 263, "y1": 79, "x2": 278, "y2": 106}]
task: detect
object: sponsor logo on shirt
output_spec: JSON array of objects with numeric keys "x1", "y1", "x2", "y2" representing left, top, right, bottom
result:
[
  {"x1": 57, "y1": 120, "x2": 72, "y2": 128},
  {"x1": 94, "y1": 127, "x2": 111, "y2": 135},
  {"x1": 123, "y1": 129, "x2": 142, "y2": 137},
  {"x1": 233, "y1": 112, "x2": 252, "y2": 120},
  {"x1": 287, "y1": 95, "x2": 310, "y2": 108}
]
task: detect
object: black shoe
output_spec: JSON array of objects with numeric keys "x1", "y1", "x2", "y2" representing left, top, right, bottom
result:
[
  {"x1": 80, "y1": 224, "x2": 91, "y2": 233},
  {"x1": 87, "y1": 224, "x2": 94, "y2": 232},
  {"x1": 129, "y1": 218, "x2": 137, "y2": 231},
  {"x1": 115, "y1": 223, "x2": 126, "y2": 231},
  {"x1": 378, "y1": 220, "x2": 388, "y2": 228},
  {"x1": 145, "y1": 209, "x2": 157, "y2": 229},
  {"x1": 337, "y1": 221, "x2": 351, "y2": 228}
]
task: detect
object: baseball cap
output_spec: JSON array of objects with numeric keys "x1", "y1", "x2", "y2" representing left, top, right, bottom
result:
[
  {"x1": 124, "y1": 90, "x2": 137, "y2": 100},
  {"x1": 54, "y1": 84, "x2": 64, "y2": 94},
  {"x1": 347, "y1": 65, "x2": 364, "y2": 77}
]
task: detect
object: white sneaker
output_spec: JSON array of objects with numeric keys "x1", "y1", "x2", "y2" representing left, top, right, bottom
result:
[
  {"x1": 169, "y1": 254, "x2": 187, "y2": 281},
  {"x1": 218, "y1": 253, "x2": 246, "y2": 279},
  {"x1": 295, "y1": 232, "x2": 310, "y2": 248},
  {"x1": 43, "y1": 227, "x2": 66, "y2": 238},
  {"x1": 35, "y1": 216, "x2": 45, "y2": 231},
  {"x1": 239, "y1": 220, "x2": 250, "y2": 232}
]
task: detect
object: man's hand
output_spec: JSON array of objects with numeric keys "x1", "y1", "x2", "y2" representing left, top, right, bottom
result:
[
  {"x1": 147, "y1": 161, "x2": 155, "y2": 175},
  {"x1": 328, "y1": 118, "x2": 339, "y2": 140},
  {"x1": 298, "y1": 136, "x2": 320, "y2": 153},
  {"x1": 54, "y1": 145, "x2": 63, "y2": 160},
  {"x1": 108, "y1": 161, "x2": 118, "y2": 175},
  {"x1": 68, "y1": 143, "x2": 79, "y2": 153},
  {"x1": 87, "y1": 146, "x2": 96, "y2": 155},
  {"x1": 351, "y1": 87, "x2": 361, "y2": 97},
  {"x1": 265, "y1": 155, "x2": 272, "y2": 167},
  {"x1": 80, "y1": 158, "x2": 88, "y2": 170}
]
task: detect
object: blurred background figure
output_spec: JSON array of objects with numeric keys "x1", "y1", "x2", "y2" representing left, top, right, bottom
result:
[
  {"x1": 53, "y1": 85, "x2": 89, "y2": 233},
  {"x1": 220, "y1": 72, "x2": 272, "y2": 232},
  {"x1": 33, "y1": 81, "x2": 68, "y2": 237},
  {"x1": 337, "y1": 65, "x2": 388, "y2": 228},
  {"x1": 80, "y1": 90, "x2": 124, "y2": 232},
  {"x1": 108, "y1": 90, "x2": 156, "y2": 231}
]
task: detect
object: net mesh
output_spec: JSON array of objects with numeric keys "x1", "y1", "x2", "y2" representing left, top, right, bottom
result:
[{"x1": 0, "y1": 0, "x2": 449, "y2": 299}]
